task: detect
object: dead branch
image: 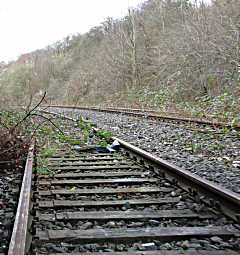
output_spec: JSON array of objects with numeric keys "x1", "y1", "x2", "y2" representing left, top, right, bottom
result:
[
  {"x1": 12, "y1": 91, "x2": 47, "y2": 131},
  {"x1": 30, "y1": 113, "x2": 65, "y2": 135}
]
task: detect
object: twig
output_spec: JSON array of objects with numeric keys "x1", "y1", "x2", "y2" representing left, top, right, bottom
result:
[
  {"x1": 30, "y1": 113, "x2": 64, "y2": 135},
  {"x1": 12, "y1": 91, "x2": 47, "y2": 130}
]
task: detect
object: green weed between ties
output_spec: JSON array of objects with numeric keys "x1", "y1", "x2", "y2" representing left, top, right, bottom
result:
[{"x1": 37, "y1": 168, "x2": 54, "y2": 175}]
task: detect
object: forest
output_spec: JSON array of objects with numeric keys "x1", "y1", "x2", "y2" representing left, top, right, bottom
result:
[{"x1": 0, "y1": 0, "x2": 239, "y2": 120}]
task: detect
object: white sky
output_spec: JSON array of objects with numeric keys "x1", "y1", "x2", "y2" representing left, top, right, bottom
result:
[
  {"x1": 0, "y1": 0, "x2": 212, "y2": 63},
  {"x1": 0, "y1": 0, "x2": 145, "y2": 62}
]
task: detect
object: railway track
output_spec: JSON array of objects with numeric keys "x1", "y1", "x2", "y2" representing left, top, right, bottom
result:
[
  {"x1": 44, "y1": 105, "x2": 240, "y2": 130},
  {"x1": 6, "y1": 110, "x2": 240, "y2": 254}
]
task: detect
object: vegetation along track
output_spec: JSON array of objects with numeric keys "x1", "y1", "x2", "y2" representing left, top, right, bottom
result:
[{"x1": 5, "y1": 109, "x2": 240, "y2": 254}]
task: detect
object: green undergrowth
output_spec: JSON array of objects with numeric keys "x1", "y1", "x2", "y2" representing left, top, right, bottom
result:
[
  {"x1": 37, "y1": 114, "x2": 113, "y2": 147},
  {"x1": 41, "y1": 148, "x2": 54, "y2": 158},
  {"x1": 37, "y1": 168, "x2": 54, "y2": 175},
  {"x1": 35, "y1": 113, "x2": 114, "y2": 174},
  {"x1": 0, "y1": 104, "x2": 113, "y2": 168},
  {"x1": 95, "y1": 83, "x2": 240, "y2": 127}
]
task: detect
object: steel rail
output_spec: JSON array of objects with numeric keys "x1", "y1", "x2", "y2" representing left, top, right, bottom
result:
[
  {"x1": 88, "y1": 106, "x2": 236, "y2": 122},
  {"x1": 115, "y1": 137, "x2": 240, "y2": 222},
  {"x1": 8, "y1": 140, "x2": 35, "y2": 255},
  {"x1": 40, "y1": 108, "x2": 240, "y2": 221},
  {"x1": 114, "y1": 137, "x2": 240, "y2": 206},
  {"x1": 44, "y1": 105, "x2": 240, "y2": 129}
]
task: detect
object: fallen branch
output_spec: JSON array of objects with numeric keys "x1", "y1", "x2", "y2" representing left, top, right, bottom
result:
[{"x1": 12, "y1": 91, "x2": 47, "y2": 131}]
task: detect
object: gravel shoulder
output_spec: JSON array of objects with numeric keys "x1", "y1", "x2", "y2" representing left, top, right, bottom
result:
[{"x1": 52, "y1": 108, "x2": 240, "y2": 194}]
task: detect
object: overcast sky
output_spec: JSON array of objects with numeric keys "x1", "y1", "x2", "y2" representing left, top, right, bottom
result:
[
  {"x1": 0, "y1": 0, "x2": 212, "y2": 63},
  {"x1": 0, "y1": 0, "x2": 146, "y2": 62}
]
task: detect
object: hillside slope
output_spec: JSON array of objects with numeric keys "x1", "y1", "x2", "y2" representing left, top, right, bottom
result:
[{"x1": 0, "y1": 0, "x2": 239, "y2": 120}]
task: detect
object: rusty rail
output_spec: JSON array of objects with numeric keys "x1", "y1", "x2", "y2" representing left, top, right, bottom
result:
[
  {"x1": 43, "y1": 105, "x2": 240, "y2": 130},
  {"x1": 114, "y1": 137, "x2": 240, "y2": 222},
  {"x1": 114, "y1": 137, "x2": 240, "y2": 206},
  {"x1": 8, "y1": 140, "x2": 34, "y2": 255}
]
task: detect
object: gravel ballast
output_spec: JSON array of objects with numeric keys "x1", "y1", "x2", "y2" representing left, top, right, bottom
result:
[{"x1": 51, "y1": 108, "x2": 240, "y2": 194}]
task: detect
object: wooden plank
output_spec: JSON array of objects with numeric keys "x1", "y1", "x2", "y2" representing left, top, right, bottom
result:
[
  {"x1": 39, "y1": 178, "x2": 158, "y2": 185},
  {"x1": 39, "y1": 198, "x2": 180, "y2": 208},
  {"x1": 77, "y1": 153, "x2": 120, "y2": 156},
  {"x1": 38, "y1": 201, "x2": 53, "y2": 207},
  {"x1": 48, "y1": 165, "x2": 141, "y2": 170},
  {"x1": 38, "y1": 190, "x2": 51, "y2": 196},
  {"x1": 44, "y1": 251, "x2": 240, "y2": 255},
  {"x1": 47, "y1": 155, "x2": 123, "y2": 161},
  {"x1": 48, "y1": 161, "x2": 128, "y2": 166},
  {"x1": 39, "y1": 171, "x2": 145, "y2": 179},
  {"x1": 55, "y1": 209, "x2": 207, "y2": 220},
  {"x1": 8, "y1": 141, "x2": 35, "y2": 255},
  {"x1": 38, "y1": 214, "x2": 55, "y2": 221},
  {"x1": 4, "y1": 212, "x2": 14, "y2": 218},
  {"x1": 37, "y1": 226, "x2": 239, "y2": 241},
  {"x1": 11, "y1": 189, "x2": 19, "y2": 194},
  {"x1": 36, "y1": 229, "x2": 48, "y2": 240},
  {"x1": 38, "y1": 187, "x2": 172, "y2": 196},
  {"x1": 50, "y1": 187, "x2": 172, "y2": 195}
]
